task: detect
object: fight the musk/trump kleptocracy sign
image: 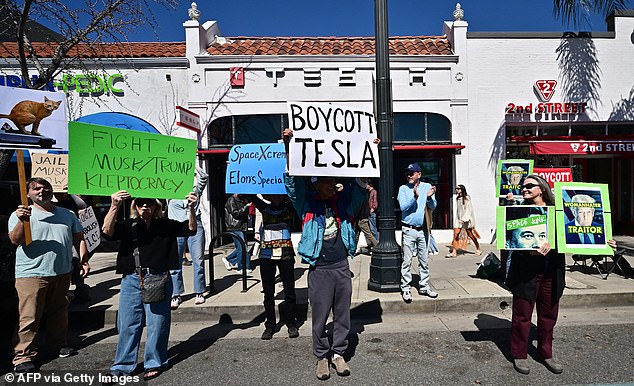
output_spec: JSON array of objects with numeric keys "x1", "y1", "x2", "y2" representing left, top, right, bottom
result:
[{"x1": 67, "y1": 122, "x2": 197, "y2": 199}]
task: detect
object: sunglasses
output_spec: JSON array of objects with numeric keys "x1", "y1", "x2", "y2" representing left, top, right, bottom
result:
[
  {"x1": 521, "y1": 183, "x2": 539, "y2": 190},
  {"x1": 136, "y1": 199, "x2": 156, "y2": 207}
]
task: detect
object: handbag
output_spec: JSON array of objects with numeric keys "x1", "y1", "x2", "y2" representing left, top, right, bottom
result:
[{"x1": 132, "y1": 228, "x2": 168, "y2": 304}]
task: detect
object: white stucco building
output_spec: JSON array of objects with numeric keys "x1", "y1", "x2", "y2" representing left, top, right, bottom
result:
[{"x1": 2, "y1": 5, "x2": 632, "y2": 243}]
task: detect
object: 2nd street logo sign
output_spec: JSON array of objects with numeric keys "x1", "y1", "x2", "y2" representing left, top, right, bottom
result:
[{"x1": 534, "y1": 80, "x2": 557, "y2": 102}]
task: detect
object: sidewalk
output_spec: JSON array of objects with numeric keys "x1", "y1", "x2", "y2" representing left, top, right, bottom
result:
[{"x1": 69, "y1": 236, "x2": 634, "y2": 327}]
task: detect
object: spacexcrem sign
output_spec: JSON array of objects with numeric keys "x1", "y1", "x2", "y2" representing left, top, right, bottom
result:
[
  {"x1": 505, "y1": 80, "x2": 587, "y2": 118},
  {"x1": 0, "y1": 73, "x2": 125, "y2": 96}
]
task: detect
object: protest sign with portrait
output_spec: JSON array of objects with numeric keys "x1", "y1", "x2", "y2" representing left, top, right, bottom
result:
[
  {"x1": 67, "y1": 122, "x2": 197, "y2": 199},
  {"x1": 286, "y1": 101, "x2": 380, "y2": 177},
  {"x1": 496, "y1": 205, "x2": 555, "y2": 251},
  {"x1": 225, "y1": 142, "x2": 286, "y2": 194},
  {"x1": 554, "y1": 182, "x2": 613, "y2": 255},
  {"x1": 497, "y1": 159, "x2": 533, "y2": 205}
]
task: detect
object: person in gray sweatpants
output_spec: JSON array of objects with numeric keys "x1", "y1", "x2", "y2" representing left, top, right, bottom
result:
[{"x1": 284, "y1": 128, "x2": 377, "y2": 381}]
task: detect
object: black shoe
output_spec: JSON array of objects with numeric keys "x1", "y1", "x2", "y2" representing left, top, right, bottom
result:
[
  {"x1": 287, "y1": 325, "x2": 299, "y2": 338},
  {"x1": 59, "y1": 347, "x2": 77, "y2": 358},
  {"x1": 261, "y1": 327, "x2": 274, "y2": 340},
  {"x1": 73, "y1": 285, "x2": 91, "y2": 304},
  {"x1": 14, "y1": 361, "x2": 37, "y2": 373},
  {"x1": 182, "y1": 259, "x2": 192, "y2": 266}
]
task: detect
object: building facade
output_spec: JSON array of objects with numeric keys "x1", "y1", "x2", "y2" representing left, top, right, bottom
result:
[{"x1": 2, "y1": 6, "x2": 632, "y2": 243}]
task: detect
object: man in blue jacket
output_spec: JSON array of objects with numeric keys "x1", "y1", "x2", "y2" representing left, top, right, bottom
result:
[
  {"x1": 283, "y1": 128, "x2": 376, "y2": 381},
  {"x1": 397, "y1": 163, "x2": 438, "y2": 303}
]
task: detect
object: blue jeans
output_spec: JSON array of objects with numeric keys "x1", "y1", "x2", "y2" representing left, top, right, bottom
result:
[
  {"x1": 225, "y1": 230, "x2": 251, "y2": 270},
  {"x1": 170, "y1": 220, "x2": 206, "y2": 296},
  {"x1": 369, "y1": 212, "x2": 379, "y2": 242},
  {"x1": 401, "y1": 227, "x2": 430, "y2": 292},
  {"x1": 428, "y1": 232, "x2": 439, "y2": 254},
  {"x1": 111, "y1": 273, "x2": 172, "y2": 375}
]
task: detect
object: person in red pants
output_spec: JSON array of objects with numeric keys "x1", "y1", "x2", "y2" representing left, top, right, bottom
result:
[{"x1": 505, "y1": 175, "x2": 564, "y2": 375}]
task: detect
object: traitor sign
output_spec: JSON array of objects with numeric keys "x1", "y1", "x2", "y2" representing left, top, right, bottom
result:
[
  {"x1": 225, "y1": 143, "x2": 286, "y2": 194},
  {"x1": 31, "y1": 153, "x2": 68, "y2": 192},
  {"x1": 67, "y1": 122, "x2": 197, "y2": 199},
  {"x1": 286, "y1": 101, "x2": 380, "y2": 177},
  {"x1": 78, "y1": 206, "x2": 100, "y2": 253}
]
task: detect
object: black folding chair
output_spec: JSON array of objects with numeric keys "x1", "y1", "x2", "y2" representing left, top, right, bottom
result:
[{"x1": 572, "y1": 249, "x2": 631, "y2": 280}]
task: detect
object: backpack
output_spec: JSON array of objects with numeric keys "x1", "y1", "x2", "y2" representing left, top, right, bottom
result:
[{"x1": 476, "y1": 252, "x2": 501, "y2": 279}]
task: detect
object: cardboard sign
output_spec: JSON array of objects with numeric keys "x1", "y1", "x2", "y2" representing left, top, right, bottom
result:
[
  {"x1": 496, "y1": 205, "x2": 555, "y2": 250},
  {"x1": 286, "y1": 101, "x2": 380, "y2": 178},
  {"x1": 554, "y1": 182, "x2": 613, "y2": 255},
  {"x1": 497, "y1": 159, "x2": 534, "y2": 204},
  {"x1": 78, "y1": 206, "x2": 100, "y2": 253},
  {"x1": 0, "y1": 87, "x2": 68, "y2": 150},
  {"x1": 67, "y1": 122, "x2": 197, "y2": 199},
  {"x1": 225, "y1": 143, "x2": 286, "y2": 194},
  {"x1": 31, "y1": 153, "x2": 68, "y2": 192}
]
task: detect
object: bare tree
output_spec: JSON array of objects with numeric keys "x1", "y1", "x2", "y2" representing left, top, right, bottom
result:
[
  {"x1": 0, "y1": 0, "x2": 179, "y2": 90},
  {"x1": 553, "y1": 0, "x2": 630, "y2": 28}
]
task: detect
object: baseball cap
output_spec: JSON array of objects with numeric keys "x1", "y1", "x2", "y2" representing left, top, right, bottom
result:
[{"x1": 405, "y1": 163, "x2": 422, "y2": 173}]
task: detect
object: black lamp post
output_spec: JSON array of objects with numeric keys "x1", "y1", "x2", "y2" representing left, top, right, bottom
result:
[{"x1": 368, "y1": 0, "x2": 401, "y2": 292}]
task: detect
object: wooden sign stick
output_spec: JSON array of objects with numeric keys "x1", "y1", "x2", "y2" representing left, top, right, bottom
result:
[{"x1": 16, "y1": 150, "x2": 32, "y2": 245}]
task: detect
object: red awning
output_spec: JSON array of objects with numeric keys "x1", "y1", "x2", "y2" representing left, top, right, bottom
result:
[
  {"x1": 393, "y1": 144, "x2": 465, "y2": 151},
  {"x1": 529, "y1": 140, "x2": 634, "y2": 155}
]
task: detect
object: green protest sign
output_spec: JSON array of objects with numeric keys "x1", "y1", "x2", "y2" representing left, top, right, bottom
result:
[{"x1": 68, "y1": 122, "x2": 196, "y2": 199}]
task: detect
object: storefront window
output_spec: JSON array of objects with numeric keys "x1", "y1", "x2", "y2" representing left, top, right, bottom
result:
[
  {"x1": 207, "y1": 114, "x2": 286, "y2": 146},
  {"x1": 394, "y1": 112, "x2": 451, "y2": 142}
]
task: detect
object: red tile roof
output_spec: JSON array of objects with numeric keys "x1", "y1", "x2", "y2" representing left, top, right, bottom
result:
[
  {"x1": 207, "y1": 36, "x2": 452, "y2": 56},
  {"x1": 0, "y1": 36, "x2": 452, "y2": 59},
  {"x1": 0, "y1": 42, "x2": 186, "y2": 59}
]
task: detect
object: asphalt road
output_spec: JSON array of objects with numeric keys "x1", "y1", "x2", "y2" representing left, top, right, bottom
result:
[{"x1": 2, "y1": 308, "x2": 633, "y2": 386}]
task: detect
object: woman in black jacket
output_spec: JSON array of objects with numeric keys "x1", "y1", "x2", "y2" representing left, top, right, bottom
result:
[{"x1": 505, "y1": 175, "x2": 564, "y2": 375}]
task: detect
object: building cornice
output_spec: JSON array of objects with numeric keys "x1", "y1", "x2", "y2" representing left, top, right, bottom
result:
[
  {"x1": 0, "y1": 57, "x2": 189, "y2": 69},
  {"x1": 467, "y1": 31, "x2": 615, "y2": 39},
  {"x1": 194, "y1": 54, "x2": 458, "y2": 65}
]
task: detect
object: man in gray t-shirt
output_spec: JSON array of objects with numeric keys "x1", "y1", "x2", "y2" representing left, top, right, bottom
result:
[{"x1": 8, "y1": 178, "x2": 87, "y2": 373}]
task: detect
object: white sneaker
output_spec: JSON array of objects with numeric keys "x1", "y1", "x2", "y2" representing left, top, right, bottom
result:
[
  {"x1": 222, "y1": 257, "x2": 233, "y2": 271},
  {"x1": 419, "y1": 288, "x2": 438, "y2": 298},
  {"x1": 170, "y1": 296, "x2": 182, "y2": 310},
  {"x1": 236, "y1": 269, "x2": 253, "y2": 275},
  {"x1": 195, "y1": 294, "x2": 205, "y2": 305},
  {"x1": 402, "y1": 290, "x2": 412, "y2": 303}
]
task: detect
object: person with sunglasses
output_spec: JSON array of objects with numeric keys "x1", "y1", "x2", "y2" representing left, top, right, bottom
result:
[
  {"x1": 505, "y1": 175, "x2": 564, "y2": 375},
  {"x1": 102, "y1": 190, "x2": 197, "y2": 381}
]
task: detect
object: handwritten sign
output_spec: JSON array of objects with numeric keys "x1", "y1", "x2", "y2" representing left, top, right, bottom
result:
[
  {"x1": 31, "y1": 153, "x2": 68, "y2": 192},
  {"x1": 225, "y1": 143, "x2": 286, "y2": 194},
  {"x1": 287, "y1": 101, "x2": 380, "y2": 177},
  {"x1": 78, "y1": 206, "x2": 100, "y2": 253},
  {"x1": 67, "y1": 122, "x2": 196, "y2": 199}
]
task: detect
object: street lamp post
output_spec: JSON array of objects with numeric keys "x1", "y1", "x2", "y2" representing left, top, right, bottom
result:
[{"x1": 368, "y1": 0, "x2": 401, "y2": 292}]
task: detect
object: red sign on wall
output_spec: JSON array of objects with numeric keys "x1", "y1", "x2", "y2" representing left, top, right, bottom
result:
[
  {"x1": 533, "y1": 167, "x2": 573, "y2": 188},
  {"x1": 530, "y1": 140, "x2": 634, "y2": 155},
  {"x1": 230, "y1": 67, "x2": 244, "y2": 87},
  {"x1": 534, "y1": 80, "x2": 557, "y2": 102}
]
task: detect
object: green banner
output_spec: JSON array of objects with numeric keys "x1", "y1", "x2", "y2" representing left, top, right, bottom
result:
[
  {"x1": 506, "y1": 215, "x2": 547, "y2": 231},
  {"x1": 68, "y1": 122, "x2": 197, "y2": 199}
]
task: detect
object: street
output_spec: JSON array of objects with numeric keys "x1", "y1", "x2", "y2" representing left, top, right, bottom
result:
[{"x1": 3, "y1": 307, "x2": 633, "y2": 385}]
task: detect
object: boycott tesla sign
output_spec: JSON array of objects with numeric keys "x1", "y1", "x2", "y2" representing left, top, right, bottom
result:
[
  {"x1": 287, "y1": 101, "x2": 380, "y2": 177},
  {"x1": 505, "y1": 80, "x2": 587, "y2": 117}
]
